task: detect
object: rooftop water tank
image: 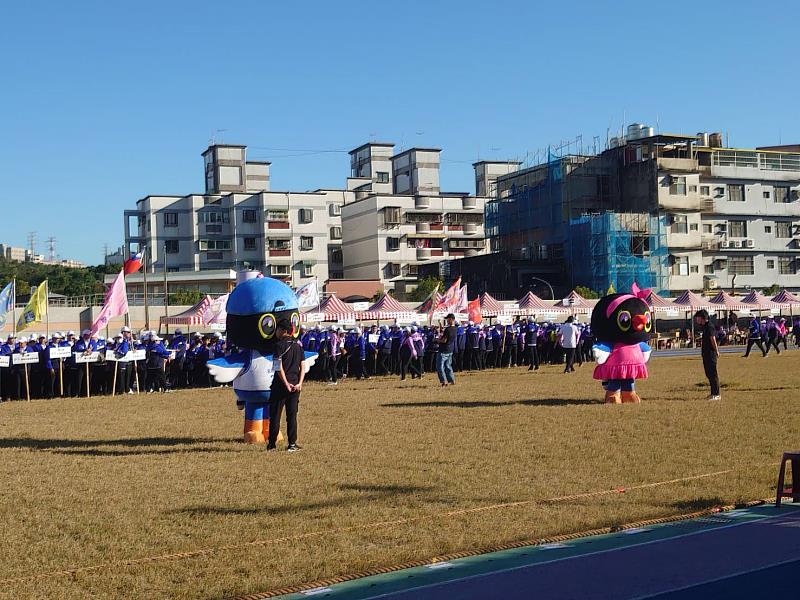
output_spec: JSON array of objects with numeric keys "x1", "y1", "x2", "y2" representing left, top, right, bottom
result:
[{"x1": 709, "y1": 132, "x2": 723, "y2": 147}]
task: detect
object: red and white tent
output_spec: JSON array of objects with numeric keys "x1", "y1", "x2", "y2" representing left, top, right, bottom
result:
[
  {"x1": 478, "y1": 292, "x2": 504, "y2": 316},
  {"x1": 644, "y1": 290, "x2": 677, "y2": 313},
  {"x1": 359, "y1": 293, "x2": 415, "y2": 320},
  {"x1": 553, "y1": 290, "x2": 593, "y2": 314},
  {"x1": 673, "y1": 290, "x2": 714, "y2": 311},
  {"x1": 314, "y1": 295, "x2": 356, "y2": 321},
  {"x1": 709, "y1": 290, "x2": 749, "y2": 311},
  {"x1": 772, "y1": 289, "x2": 800, "y2": 307},
  {"x1": 518, "y1": 292, "x2": 568, "y2": 315},
  {"x1": 741, "y1": 290, "x2": 784, "y2": 312},
  {"x1": 160, "y1": 295, "x2": 212, "y2": 328}
]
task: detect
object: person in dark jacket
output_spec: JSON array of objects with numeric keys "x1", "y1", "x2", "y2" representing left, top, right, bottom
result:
[
  {"x1": 145, "y1": 335, "x2": 171, "y2": 393},
  {"x1": 743, "y1": 317, "x2": 767, "y2": 358}
]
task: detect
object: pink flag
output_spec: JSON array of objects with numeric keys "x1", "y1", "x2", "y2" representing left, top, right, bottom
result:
[
  {"x1": 455, "y1": 285, "x2": 469, "y2": 311},
  {"x1": 91, "y1": 270, "x2": 129, "y2": 335}
]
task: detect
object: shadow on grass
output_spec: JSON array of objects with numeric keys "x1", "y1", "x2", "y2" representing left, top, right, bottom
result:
[
  {"x1": 172, "y1": 483, "x2": 435, "y2": 517},
  {"x1": 380, "y1": 398, "x2": 601, "y2": 409},
  {"x1": 0, "y1": 436, "x2": 239, "y2": 452},
  {"x1": 51, "y1": 447, "x2": 236, "y2": 457}
]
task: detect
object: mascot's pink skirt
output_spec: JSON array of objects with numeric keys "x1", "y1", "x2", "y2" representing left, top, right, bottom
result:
[{"x1": 593, "y1": 343, "x2": 649, "y2": 380}]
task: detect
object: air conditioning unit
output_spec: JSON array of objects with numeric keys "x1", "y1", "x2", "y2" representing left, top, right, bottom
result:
[
  {"x1": 731, "y1": 240, "x2": 741, "y2": 248},
  {"x1": 704, "y1": 276, "x2": 719, "y2": 290},
  {"x1": 745, "y1": 239, "x2": 755, "y2": 248},
  {"x1": 720, "y1": 240, "x2": 730, "y2": 249}
]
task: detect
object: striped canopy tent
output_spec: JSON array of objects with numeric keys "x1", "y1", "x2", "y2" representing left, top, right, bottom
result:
[
  {"x1": 159, "y1": 295, "x2": 213, "y2": 331},
  {"x1": 709, "y1": 290, "x2": 749, "y2": 311},
  {"x1": 359, "y1": 293, "x2": 415, "y2": 320},
  {"x1": 315, "y1": 294, "x2": 356, "y2": 322},
  {"x1": 741, "y1": 290, "x2": 784, "y2": 312},
  {"x1": 518, "y1": 291, "x2": 568, "y2": 315},
  {"x1": 478, "y1": 292, "x2": 504, "y2": 317},
  {"x1": 772, "y1": 289, "x2": 800, "y2": 308},
  {"x1": 644, "y1": 290, "x2": 677, "y2": 313},
  {"x1": 553, "y1": 290, "x2": 593, "y2": 314},
  {"x1": 672, "y1": 290, "x2": 714, "y2": 311}
]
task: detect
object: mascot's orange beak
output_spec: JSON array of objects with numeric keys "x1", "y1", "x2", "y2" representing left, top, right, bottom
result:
[{"x1": 632, "y1": 314, "x2": 647, "y2": 332}]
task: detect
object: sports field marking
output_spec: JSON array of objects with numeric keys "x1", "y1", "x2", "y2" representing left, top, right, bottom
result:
[{"x1": 0, "y1": 465, "x2": 774, "y2": 586}]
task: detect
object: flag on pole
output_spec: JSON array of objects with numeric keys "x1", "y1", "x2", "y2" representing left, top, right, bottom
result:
[
  {"x1": 431, "y1": 276, "x2": 462, "y2": 316},
  {"x1": 455, "y1": 285, "x2": 469, "y2": 312},
  {"x1": 417, "y1": 283, "x2": 440, "y2": 315},
  {"x1": 467, "y1": 298, "x2": 482, "y2": 324},
  {"x1": 17, "y1": 281, "x2": 48, "y2": 332},
  {"x1": 295, "y1": 280, "x2": 320, "y2": 309},
  {"x1": 91, "y1": 270, "x2": 129, "y2": 335},
  {"x1": 607, "y1": 283, "x2": 616, "y2": 295},
  {"x1": 203, "y1": 293, "x2": 229, "y2": 327},
  {"x1": 124, "y1": 250, "x2": 144, "y2": 275},
  {"x1": 0, "y1": 281, "x2": 13, "y2": 329}
]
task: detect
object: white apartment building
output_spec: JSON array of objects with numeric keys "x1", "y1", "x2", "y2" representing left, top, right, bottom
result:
[
  {"x1": 125, "y1": 145, "x2": 345, "y2": 286},
  {"x1": 342, "y1": 143, "x2": 492, "y2": 294}
]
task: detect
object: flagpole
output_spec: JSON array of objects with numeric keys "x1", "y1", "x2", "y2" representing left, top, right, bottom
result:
[
  {"x1": 45, "y1": 280, "x2": 50, "y2": 338},
  {"x1": 143, "y1": 246, "x2": 150, "y2": 331},
  {"x1": 163, "y1": 242, "x2": 169, "y2": 336},
  {"x1": 11, "y1": 277, "x2": 16, "y2": 336}
]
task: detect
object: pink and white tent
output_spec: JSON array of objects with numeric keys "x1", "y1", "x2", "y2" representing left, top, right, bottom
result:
[
  {"x1": 478, "y1": 292, "x2": 504, "y2": 316},
  {"x1": 518, "y1": 291, "x2": 568, "y2": 315},
  {"x1": 741, "y1": 290, "x2": 783, "y2": 312},
  {"x1": 160, "y1": 295, "x2": 213, "y2": 328},
  {"x1": 672, "y1": 290, "x2": 714, "y2": 311},
  {"x1": 772, "y1": 289, "x2": 800, "y2": 307},
  {"x1": 314, "y1": 295, "x2": 356, "y2": 321},
  {"x1": 553, "y1": 290, "x2": 593, "y2": 314},
  {"x1": 359, "y1": 293, "x2": 415, "y2": 320},
  {"x1": 709, "y1": 291, "x2": 749, "y2": 311},
  {"x1": 644, "y1": 290, "x2": 676, "y2": 313}
]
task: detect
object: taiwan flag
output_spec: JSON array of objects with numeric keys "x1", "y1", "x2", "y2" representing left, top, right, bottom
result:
[{"x1": 123, "y1": 250, "x2": 144, "y2": 275}]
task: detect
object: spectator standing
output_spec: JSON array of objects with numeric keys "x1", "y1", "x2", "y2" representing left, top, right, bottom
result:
[
  {"x1": 695, "y1": 310, "x2": 721, "y2": 401},
  {"x1": 268, "y1": 319, "x2": 307, "y2": 452},
  {"x1": 435, "y1": 314, "x2": 457, "y2": 387},
  {"x1": 559, "y1": 316, "x2": 580, "y2": 373}
]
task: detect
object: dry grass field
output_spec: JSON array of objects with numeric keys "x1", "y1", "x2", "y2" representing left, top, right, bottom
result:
[{"x1": 1, "y1": 352, "x2": 799, "y2": 599}]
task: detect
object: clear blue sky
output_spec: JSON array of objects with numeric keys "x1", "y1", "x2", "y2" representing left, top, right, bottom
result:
[{"x1": 3, "y1": 0, "x2": 798, "y2": 265}]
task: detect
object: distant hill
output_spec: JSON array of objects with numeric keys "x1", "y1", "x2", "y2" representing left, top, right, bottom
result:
[{"x1": 0, "y1": 258, "x2": 120, "y2": 298}]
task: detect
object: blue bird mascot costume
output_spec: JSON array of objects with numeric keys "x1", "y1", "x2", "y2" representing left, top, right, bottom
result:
[{"x1": 208, "y1": 271, "x2": 317, "y2": 444}]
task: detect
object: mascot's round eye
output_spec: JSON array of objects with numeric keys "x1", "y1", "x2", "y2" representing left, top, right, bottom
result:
[
  {"x1": 258, "y1": 313, "x2": 276, "y2": 339},
  {"x1": 290, "y1": 312, "x2": 301, "y2": 338},
  {"x1": 644, "y1": 311, "x2": 653, "y2": 332},
  {"x1": 617, "y1": 310, "x2": 632, "y2": 331}
]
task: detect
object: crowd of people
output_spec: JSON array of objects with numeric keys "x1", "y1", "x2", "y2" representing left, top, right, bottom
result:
[{"x1": 2, "y1": 313, "x2": 798, "y2": 402}]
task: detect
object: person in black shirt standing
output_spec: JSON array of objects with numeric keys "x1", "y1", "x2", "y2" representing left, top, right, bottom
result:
[
  {"x1": 695, "y1": 310, "x2": 721, "y2": 401},
  {"x1": 268, "y1": 319, "x2": 306, "y2": 452},
  {"x1": 435, "y1": 314, "x2": 457, "y2": 387}
]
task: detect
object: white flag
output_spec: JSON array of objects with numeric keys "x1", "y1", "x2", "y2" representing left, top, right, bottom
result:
[
  {"x1": 203, "y1": 294, "x2": 228, "y2": 326},
  {"x1": 295, "y1": 280, "x2": 320, "y2": 309}
]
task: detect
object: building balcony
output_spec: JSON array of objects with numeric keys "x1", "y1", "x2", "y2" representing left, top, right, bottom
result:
[
  {"x1": 657, "y1": 157, "x2": 698, "y2": 172},
  {"x1": 462, "y1": 197, "x2": 478, "y2": 210},
  {"x1": 267, "y1": 221, "x2": 290, "y2": 229},
  {"x1": 415, "y1": 196, "x2": 431, "y2": 209},
  {"x1": 416, "y1": 247, "x2": 431, "y2": 260},
  {"x1": 416, "y1": 222, "x2": 431, "y2": 234},
  {"x1": 268, "y1": 249, "x2": 291, "y2": 257},
  {"x1": 700, "y1": 198, "x2": 715, "y2": 214},
  {"x1": 429, "y1": 223, "x2": 444, "y2": 231},
  {"x1": 463, "y1": 223, "x2": 479, "y2": 235}
]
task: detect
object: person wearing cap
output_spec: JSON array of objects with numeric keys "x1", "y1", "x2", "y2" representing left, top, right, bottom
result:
[
  {"x1": 167, "y1": 328, "x2": 188, "y2": 389},
  {"x1": 32, "y1": 334, "x2": 54, "y2": 399},
  {"x1": 145, "y1": 335, "x2": 171, "y2": 393},
  {"x1": 92, "y1": 334, "x2": 110, "y2": 396},
  {"x1": 377, "y1": 325, "x2": 392, "y2": 376},
  {"x1": 1, "y1": 334, "x2": 16, "y2": 401},
  {"x1": 346, "y1": 327, "x2": 368, "y2": 380},
  {"x1": 365, "y1": 324, "x2": 379, "y2": 377},
  {"x1": 411, "y1": 325, "x2": 425, "y2": 377},
  {"x1": 10, "y1": 336, "x2": 35, "y2": 400},
  {"x1": 71, "y1": 329, "x2": 98, "y2": 397}
]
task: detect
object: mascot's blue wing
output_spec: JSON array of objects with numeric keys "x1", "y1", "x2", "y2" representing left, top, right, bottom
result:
[
  {"x1": 208, "y1": 351, "x2": 247, "y2": 383},
  {"x1": 303, "y1": 351, "x2": 318, "y2": 373}
]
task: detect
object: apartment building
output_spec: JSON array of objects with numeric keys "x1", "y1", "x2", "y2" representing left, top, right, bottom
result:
[
  {"x1": 124, "y1": 144, "x2": 345, "y2": 286},
  {"x1": 341, "y1": 143, "x2": 493, "y2": 294}
]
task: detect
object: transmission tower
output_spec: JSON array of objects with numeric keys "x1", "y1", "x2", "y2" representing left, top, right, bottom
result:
[
  {"x1": 27, "y1": 232, "x2": 37, "y2": 256},
  {"x1": 47, "y1": 237, "x2": 57, "y2": 262}
]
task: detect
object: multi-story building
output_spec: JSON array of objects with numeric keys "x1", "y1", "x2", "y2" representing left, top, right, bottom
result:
[
  {"x1": 341, "y1": 143, "x2": 493, "y2": 294},
  {"x1": 124, "y1": 144, "x2": 345, "y2": 287},
  {"x1": 483, "y1": 126, "x2": 800, "y2": 296}
]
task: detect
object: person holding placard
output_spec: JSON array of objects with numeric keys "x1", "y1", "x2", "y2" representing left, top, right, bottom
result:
[
  {"x1": 1, "y1": 334, "x2": 16, "y2": 401},
  {"x1": 11, "y1": 337, "x2": 35, "y2": 400},
  {"x1": 145, "y1": 335, "x2": 171, "y2": 393},
  {"x1": 73, "y1": 330, "x2": 98, "y2": 398}
]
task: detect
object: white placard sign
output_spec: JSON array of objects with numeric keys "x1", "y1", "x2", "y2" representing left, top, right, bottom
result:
[
  {"x1": 368, "y1": 334, "x2": 380, "y2": 344},
  {"x1": 49, "y1": 346, "x2": 72, "y2": 359},
  {"x1": 395, "y1": 315, "x2": 416, "y2": 326},
  {"x1": 770, "y1": 308, "x2": 781, "y2": 315},
  {"x1": 739, "y1": 308, "x2": 751, "y2": 316},
  {"x1": 0, "y1": 356, "x2": 10, "y2": 367},
  {"x1": 505, "y1": 303, "x2": 520, "y2": 311},
  {"x1": 73, "y1": 352, "x2": 100, "y2": 364},
  {"x1": 105, "y1": 350, "x2": 119, "y2": 362},
  {"x1": 303, "y1": 312, "x2": 325, "y2": 322},
  {"x1": 126, "y1": 349, "x2": 147, "y2": 362},
  {"x1": 337, "y1": 317, "x2": 356, "y2": 326},
  {"x1": 454, "y1": 312, "x2": 468, "y2": 321},
  {"x1": 498, "y1": 316, "x2": 514, "y2": 325},
  {"x1": 209, "y1": 323, "x2": 226, "y2": 331},
  {"x1": 352, "y1": 302, "x2": 369, "y2": 312},
  {"x1": 13, "y1": 353, "x2": 39, "y2": 365}
]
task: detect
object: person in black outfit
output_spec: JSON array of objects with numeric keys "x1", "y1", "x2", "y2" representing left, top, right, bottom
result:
[
  {"x1": 268, "y1": 319, "x2": 306, "y2": 452},
  {"x1": 695, "y1": 310, "x2": 721, "y2": 401}
]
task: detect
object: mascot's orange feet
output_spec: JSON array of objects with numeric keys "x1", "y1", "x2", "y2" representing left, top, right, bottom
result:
[
  {"x1": 605, "y1": 390, "x2": 622, "y2": 404},
  {"x1": 621, "y1": 391, "x2": 641, "y2": 404},
  {"x1": 244, "y1": 419, "x2": 266, "y2": 444}
]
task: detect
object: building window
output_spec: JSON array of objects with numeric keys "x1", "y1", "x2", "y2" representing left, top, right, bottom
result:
[
  {"x1": 689, "y1": 185, "x2": 698, "y2": 193},
  {"x1": 328, "y1": 204, "x2": 341, "y2": 217},
  {"x1": 329, "y1": 226, "x2": 342, "y2": 240},
  {"x1": 329, "y1": 248, "x2": 343, "y2": 263},
  {"x1": 301, "y1": 262, "x2": 314, "y2": 278},
  {"x1": 765, "y1": 225, "x2": 773, "y2": 234},
  {"x1": 774, "y1": 186, "x2": 790, "y2": 203},
  {"x1": 267, "y1": 239, "x2": 290, "y2": 250},
  {"x1": 702, "y1": 224, "x2": 713, "y2": 234},
  {"x1": 700, "y1": 185, "x2": 710, "y2": 196},
  {"x1": 779, "y1": 257, "x2": 797, "y2": 275},
  {"x1": 243, "y1": 237, "x2": 257, "y2": 250},
  {"x1": 690, "y1": 223, "x2": 699, "y2": 232},
  {"x1": 299, "y1": 236, "x2": 314, "y2": 251},
  {"x1": 704, "y1": 264, "x2": 715, "y2": 274},
  {"x1": 776, "y1": 221, "x2": 792, "y2": 238},
  {"x1": 728, "y1": 256, "x2": 754, "y2": 275},
  {"x1": 383, "y1": 207, "x2": 402, "y2": 226},
  {"x1": 385, "y1": 263, "x2": 401, "y2": 277},
  {"x1": 671, "y1": 214, "x2": 688, "y2": 234},
  {"x1": 767, "y1": 259, "x2": 775, "y2": 269},
  {"x1": 206, "y1": 252, "x2": 223, "y2": 261},
  {"x1": 198, "y1": 211, "x2": 230, "y2": 224},
  {"x1": 163, "y1": 212, "x2": 178, "y2": 228},
  {"x1": 199, "y1": 239, "x2": 231, "y2": 251},
  {"x1": 298, "y1": 208, "x2": 314, "y2": 224},
  {"x1": 669, "y1": 176, "x2": 687, "y2": 195},
  {"x1": 376, "y1": 172, "x2": 389, "y2": 184},
  {"x1": 690, "y1": 265, "x2": 699, "y2": 273},
  {"x1": 270, "y1": 264, "x2": 291, "y2": 277},
  {"x1": 728, "y1": 184, "x2": 745, "y2": 202},
  {"x1": 763, "y1": 190, "x2": 771, "y2": 199},
  {"x1": 164, "y1": 240, "x2": 179, "y2": 254},
  {"x1": 242, "y1": 209, "x2": 258, "y2": 223},
  {"x1": 167, "y1": 267, "x2": 179, "y2": 273},
  {"x1": 266, "y1": 210, "x2": 289, "y2": 222},
  {"x1": 728, "y1": 220, "x2": 747, "y2": 238},
  {"x1": 714, "y1": 186, "x2": 725, "y2": 197},
  {"x1": 386, "y1": 237, "x2": 400, "y2": 251},
  {"x1": 672, "y1": 256, "x2": 689, "y2": 276}
]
